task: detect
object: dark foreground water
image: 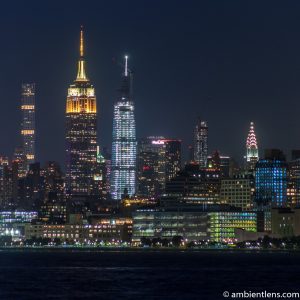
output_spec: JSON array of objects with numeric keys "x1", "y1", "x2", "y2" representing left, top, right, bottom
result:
[{"x1": 0, "y1": 250, "x2": 300, "y2": 299}]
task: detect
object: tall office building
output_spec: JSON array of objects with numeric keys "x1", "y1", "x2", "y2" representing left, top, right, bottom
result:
[
  {"x1": 43, "y1": 161, "x2": 65, "y2": 204},
  {"x1": 255, "y1": 149, "x2": 288, "y2": 208},
  {"x1": 102, "y1": 147, "x2": 112, "y2": 194},
  {"x1": 165, "y1": 139, "x2": 182, "y2": 181},
  {"x1": 162, "y1": 164, "x2": 220, "y2": 207},
  {"x1": 13, "y1": 147, "x2": 28, "y2": 178},
  {"x1": 245, "y1": 122, "x2": 259, "y2": 170},
  {"x1": 18, "y1": 162, "x2": 45, "y2": 210},
  {"x1": 207, "y1": 151, "x2": 230, "y2": 178},
  {"x1": 65, "y1": 28, "x2": 98, "y2": 196},
  {"x1": 137, "y1": 138, "x2": 163, "y2": 198},
  {"x1": 21, "y1": 83, "x2": 35, "y2": 167},
  {"x1": 110, "y1": 56, "x2": 137, "y2": 200},
  {"x1": 193, "y1": 119, "x2": 208, "y2": 168},
  {"x1": 40, "y1": 161, "x2": 66, "y2": 223},
  {"x1": 94, "y1": 146, "x2": 108, "y2": 200},
  {"x1": 137, "y1": 137, "x2": 181, "y2": 198}
]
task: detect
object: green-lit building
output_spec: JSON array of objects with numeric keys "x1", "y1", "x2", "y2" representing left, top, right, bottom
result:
[
  {"x1": 209, "y1": 211, "x2": 257, "y2": 242},
  {"x1": 132, "y1": 208, "x2": 258, "y2": 243}
]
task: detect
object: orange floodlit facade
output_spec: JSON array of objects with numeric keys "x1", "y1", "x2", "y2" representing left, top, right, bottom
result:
[
  {"x1": 21, "y1": 130, "x2": 35, "y2": 135},
  {"x1": 65, "y1": 27, "x2": 98, "y2": 196},
  {"x1": 66, "y1": 28, "x2": 96, "y2": 114},
  {"x1": 21, "y1": 105, "x2": 35, "y2": 110},
  {"x1": 66, "y1": 95, "x2": 96, "y2": 114}
]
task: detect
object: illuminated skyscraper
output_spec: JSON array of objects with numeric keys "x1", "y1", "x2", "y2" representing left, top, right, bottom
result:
[
  {"x1": 193, "y1": 119, "x2": 208, "y2": 168},
  {"x1": 137, "y1": 137, "x2": 181, "y2": 198},
  {"x1": 110, "y1": 56, "x2": 136, "y2": 200},
  {"x1": 254, "y1": 149, "x2": 287, "y2": 231},
  {"x1": 65, "y1": 27, "x2": 98, "y2": 196},
  {"x1": 255, "y1": 149, "x2": 288, "y2": 208},
  {"x1": 21, "y1": 83, "x2": 35, "y2": 167},
  {"x1": 246, "y1": 122, "x2": 259, "y2": 170}
]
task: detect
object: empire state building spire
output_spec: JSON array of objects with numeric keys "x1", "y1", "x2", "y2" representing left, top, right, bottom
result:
[
  {"x1": 65, "y1": 27, "x2": 98, "y2": 197},
  {"x1": 80, "y1": 26, "x2": 84, "y2": 57},
  {"x1": 76, "y1": 26, "x2": 88, "y2": 82}
]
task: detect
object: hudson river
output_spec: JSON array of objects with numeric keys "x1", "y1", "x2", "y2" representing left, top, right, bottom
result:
[{"x1": 0, "y1": 250, "x2": 300, "y2": 299}]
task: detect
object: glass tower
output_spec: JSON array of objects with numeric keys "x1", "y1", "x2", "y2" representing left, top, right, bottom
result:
[
  {"x1": 21, "y1": 83, "x2": 35, "y2": 167},
  {"x1": 255, "y1": 159, "x2": 288, "y2": 208},
  {"x1": 110, "y1": 56, "x2": 137, "y2": 200},
  {"x1": 65, "y1": 28, "x2": 98, "y2": 196},
  {"x1": 193, "y1": 119, "x2": 208, "y2": 168}
]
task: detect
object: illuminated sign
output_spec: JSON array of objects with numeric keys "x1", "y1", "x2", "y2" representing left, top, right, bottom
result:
[{"x1": 152, "y1": 140, "x2": 165, "y2": 145}]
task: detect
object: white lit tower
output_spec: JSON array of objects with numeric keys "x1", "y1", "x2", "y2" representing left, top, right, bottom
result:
[
  {"x1": 193, "y1": 119, "x2": 208, "y2": 168},
  {"x1": 110, "y1": 56, "x2": 137, "y2": 200},
  {"x1": 246, "y1": 122, "x2": 259, "y2": 170}
]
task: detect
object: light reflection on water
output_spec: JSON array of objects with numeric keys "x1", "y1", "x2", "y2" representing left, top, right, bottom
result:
[{"x1": 0, "y1": 251, "x2": 299, "y2": 299}]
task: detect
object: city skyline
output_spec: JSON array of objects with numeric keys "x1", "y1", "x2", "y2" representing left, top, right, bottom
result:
[
  {"x1": 2, "y1": 1, "x2": 300, "y2": 166},
  {"x1": 2, "y1": 2, "x2": 300, "y2": 299}
]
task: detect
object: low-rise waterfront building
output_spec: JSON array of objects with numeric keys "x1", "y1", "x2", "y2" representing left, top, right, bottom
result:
[
  {"x1": 24, "y1": 217, "x2": 132, "y2": 243},
  {"x1": 271, "y1": 208, "x2": 300, "y2": 237},
  {"x1": 0, "y1": 210, "x2": 38, "y2": 241},
  {"x1": 132, "y1": 207, "x2": 258, "y2": 243}
]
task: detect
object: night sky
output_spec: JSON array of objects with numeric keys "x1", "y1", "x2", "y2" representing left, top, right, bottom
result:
[{"x1": 1, "y1": 0, "x2": 300, "y2": 167}]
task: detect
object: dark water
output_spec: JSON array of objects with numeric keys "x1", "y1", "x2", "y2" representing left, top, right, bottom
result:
[{"x1": 0, "y1": 250, "x2": 300, "y2": 299}]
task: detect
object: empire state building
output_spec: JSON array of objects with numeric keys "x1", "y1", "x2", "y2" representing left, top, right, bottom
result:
[{"x1": 65, "y1": 27, "x2": 98, "y2": 197}]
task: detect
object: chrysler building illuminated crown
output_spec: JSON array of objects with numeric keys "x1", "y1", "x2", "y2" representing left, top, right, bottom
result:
[{"x1": 245, "y1": 121, "x2": 259, "y2": 170}]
